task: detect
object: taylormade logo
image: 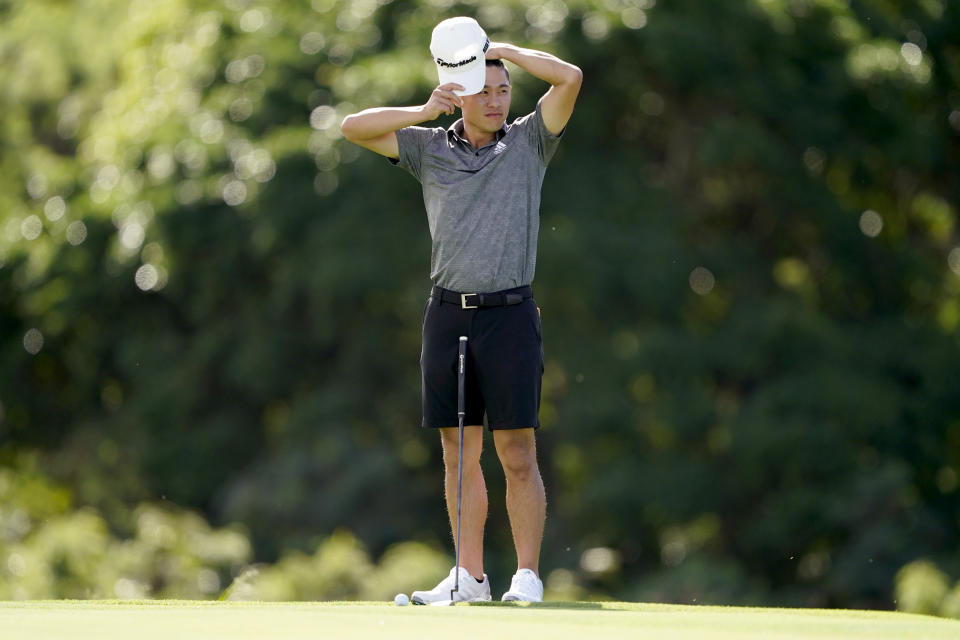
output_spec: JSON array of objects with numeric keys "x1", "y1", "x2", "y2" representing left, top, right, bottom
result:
[
  {"x1": 459, "y1": 353, "x2": 465, "y2": 374},
  {"x1": 435, "y1": 38, "x2": 490, "y2": 69},
  {"x1": 436, "y1": 55, "x2": 476, "y2": 69}
]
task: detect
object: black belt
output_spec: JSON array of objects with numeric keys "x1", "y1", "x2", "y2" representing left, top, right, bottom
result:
[{"x1": 431, "y1": 285, "x2": 532, "y2": 309}]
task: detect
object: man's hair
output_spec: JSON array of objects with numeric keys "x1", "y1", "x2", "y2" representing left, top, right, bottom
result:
[{"x1": 486, "y1": 58, "x2": 510, "y2": 84}]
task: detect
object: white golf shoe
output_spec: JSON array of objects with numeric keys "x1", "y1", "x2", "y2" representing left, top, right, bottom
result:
[
  {"x1": 501, "y1": 568, "x2": 543, "y2": 602},
  {"x1": 411, "y1": 566, "x2": 491, "y2": 604}
]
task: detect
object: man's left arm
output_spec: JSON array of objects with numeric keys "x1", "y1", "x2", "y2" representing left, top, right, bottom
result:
[{"x1": 487, "y1": 43, "x2": 582, "y2": 135}]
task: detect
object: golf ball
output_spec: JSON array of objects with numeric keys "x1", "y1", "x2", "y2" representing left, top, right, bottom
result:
[{"x1": 394, "y1": 593, "x2": 409, "y2": 606}]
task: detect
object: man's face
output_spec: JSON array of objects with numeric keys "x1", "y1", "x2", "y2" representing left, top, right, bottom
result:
[{"x1": 461, "y1": 65, "x2": 511, "y2": 134}]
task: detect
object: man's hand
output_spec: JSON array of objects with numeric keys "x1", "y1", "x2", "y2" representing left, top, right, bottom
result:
[
  {"x1": 422, "y1": 83, "x2": 465, "y2": 119},
  {"x1": 485, "y1": 42, "x2": 510, "y2": 60},
  {"x1": 340, "y1": 82, "x2": 465, "y2": 158}
]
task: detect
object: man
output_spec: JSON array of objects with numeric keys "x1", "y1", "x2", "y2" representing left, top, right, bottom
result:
[{"x1": 340, "y1": 17, "x2": 581, "y2": 603}]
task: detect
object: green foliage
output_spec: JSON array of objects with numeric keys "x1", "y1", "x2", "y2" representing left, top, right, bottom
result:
[
  {"x1": 0, "y1": 466, "x2": 250, "y2": 599},
  {"x1": 222, "y1": 532, "x2": 450, "y2": 602},
  {"x1": 895, "y1": 560, "x2": 960, "y2": 619},
  {"x1": 1, "y1": 0, "x2": 960, "y2": 611},
  {"x1": 0, "y1": 464, "x2": 452, "y2": 601}
]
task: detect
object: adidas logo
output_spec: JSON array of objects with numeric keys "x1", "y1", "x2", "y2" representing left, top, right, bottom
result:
[{"x1": 493, "y1": 141, "x2": 507, "y2": 155}]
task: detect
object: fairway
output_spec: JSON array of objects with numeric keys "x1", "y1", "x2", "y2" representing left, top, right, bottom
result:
[{"x1": 2, "y1": 601, "x2": 959, "y2": 640}]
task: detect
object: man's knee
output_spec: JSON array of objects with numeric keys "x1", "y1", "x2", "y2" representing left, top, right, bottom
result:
[
  {"x1": 440, "y1": 427, "x2": 483, "y2": 468},
  {"x1": 494, "y1": 430, "x2": 538, "y2": 479}
]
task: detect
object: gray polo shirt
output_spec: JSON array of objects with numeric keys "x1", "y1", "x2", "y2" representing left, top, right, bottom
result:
[{"x1": 392, "y1": 102, "x2": 562, "y2": 293}]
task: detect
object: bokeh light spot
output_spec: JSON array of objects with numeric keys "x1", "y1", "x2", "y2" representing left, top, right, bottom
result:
[
  {"x1": 223, "y1": 180, "x2": 248, "y2": 206},
  {"x1": 621, "y1": 8, "x2": 647, "y2": 29},
  {"x1": 315, "y1": 148, "x2": 340, "y2": 172},
  {"x1": 526, "y1": 1, "x2": 568, "y2": 35},
  {"x1": 195, "y1": 15, "x2": 222, "y2": 48},
  {"x1": 121, "y1": 222, "x2": 146, "y2": 250},
  {"x1": 859, "y1": 210, "x2": 883, "y2": 237},
  {"x1": 947, "y1": 247, "x2": 960, "y2": 276},
  {"x1": 229, "y1": 97, "x2": 254, "y2": 122},
  {"x1": 803, "y1": 147, "x2": 826, "y2": 174},
  {"x1": 314, "y1": 171, "x2": 338, "y2": 196},
  {"x1": 300, "y1": 32, "x2": 326, "y2": 55},
  {"x1": 66, "y1": 221, "x2": 88, "y2": 245},
  {"x1": 200, "y1": 119, "x2": 225, "y2": 144},
  {"x1": 23, "y1": 328, "x2": 44, "y2": 354},
  {"x1": 581, "y1": 547, "x2": 620, "y2": 575},
  {"x1": 349, "y1": 0, "x2": 378, "y2": 19},
  {"x1": 135, "y1": 264, "x2": 159, "y2": 291},
  {"x1": 6, "y1": 553, "x2": 27, "y2": 577},
  {"x1": 244, "y1": 55, "x2": 265, "y2": 78},
  {"x1": 582, "y1": 13, "x2": 610, "y2": 40},
  {"x1": 148, "y1": 149, "x2": 176, "y2": 181},
  {"x1": 20, "y1": 215, "x2": 43, "y2": 241},
  {"x1": 225, "y1": 60, "x2": 246, "y2": 84},
  {"x1": 239, "y1": 9, "x2": 266, "y2": 33},
  {"x1": 326, "y1": 43, "x2": 354, "y2": 66},
  {"x1": 773, "y1": 257, "x2": 810, "y2": 290},
  {"x1": 114, "y1": 578, "x2": 147, "y2": 600},
  {"x1": 689, "y1": 267, "x2": 716, "y2": 295},
  {"x1": 44, "y1": 196, "x2": 66, "y2": 221},
  {"x1": 310, "y1": 105, "x2": 337, "y2": 130},
  {"x1": 197, "y1": 569, "x2": 221, "y2": 594},
  {"x1": 27, "y1": 175, "x2": 49, "y2": 199},
  {"x1": 900, "y1": 42, "x2": 922, "y2": 67}
]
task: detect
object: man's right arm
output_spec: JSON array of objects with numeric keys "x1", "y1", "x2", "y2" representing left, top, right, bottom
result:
[{"x1": 340, "y1": 83, "x2": 465, "y2": 159}]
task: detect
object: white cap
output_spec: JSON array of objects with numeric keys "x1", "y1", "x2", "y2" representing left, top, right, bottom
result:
[{"x1": 430, "y1": 17, "x2": 490, "y2": 96}]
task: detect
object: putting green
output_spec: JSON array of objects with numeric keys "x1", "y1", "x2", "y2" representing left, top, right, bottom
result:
[{"x1": 2, "y1": 600, "x2": 959, "y2": 639}]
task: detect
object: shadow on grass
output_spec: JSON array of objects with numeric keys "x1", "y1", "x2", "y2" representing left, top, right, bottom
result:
[{"x1": 468, "y1": 601, "x2": 607, "y2": 610}]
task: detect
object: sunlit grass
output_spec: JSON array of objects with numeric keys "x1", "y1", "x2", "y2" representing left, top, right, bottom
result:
[{"x1": 2, "y1": 600, "x2": 959, "y2": 640}]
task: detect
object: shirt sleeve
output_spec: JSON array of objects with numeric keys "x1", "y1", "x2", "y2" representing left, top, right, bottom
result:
[
  {"x1": 513, "y1": 101, "x2": 564, "y2": 165},
  {"x1": 390, "y1": 126, "x2": 442, "y2": 182}
]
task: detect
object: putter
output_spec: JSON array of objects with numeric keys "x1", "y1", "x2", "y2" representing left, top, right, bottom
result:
[
  {"x1": 429, "y1": 336, "x2": 468, "y2": 608},
  {"x1": 452, "y1": 335, "x2": 468, "y2": 603}
]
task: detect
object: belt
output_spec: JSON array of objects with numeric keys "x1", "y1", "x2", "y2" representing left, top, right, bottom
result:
[{"x1": 431, "y1": 285, "x2": 532, "y2": 310}]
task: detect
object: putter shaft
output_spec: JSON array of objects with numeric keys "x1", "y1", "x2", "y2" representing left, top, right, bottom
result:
[{"x1": 453, "y1": 336, "x2": 467, "y2": 603}]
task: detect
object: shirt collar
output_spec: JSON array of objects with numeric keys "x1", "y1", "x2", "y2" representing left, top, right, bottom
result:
[{"x1": 446, "y1": 118, "x2": 507, "y2": 147}]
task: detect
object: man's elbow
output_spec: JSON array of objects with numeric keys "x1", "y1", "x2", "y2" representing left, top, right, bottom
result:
[
  {"x1": 565, "y1": 65, "x2": 583, "y2": 87},
  {"x1": 340, "y1": 114, "x2": 364, "y2": 143}
]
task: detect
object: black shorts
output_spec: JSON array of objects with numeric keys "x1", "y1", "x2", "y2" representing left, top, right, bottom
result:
[{"x1": 420, "y1": 285, "x2": 544, "y2": 430}]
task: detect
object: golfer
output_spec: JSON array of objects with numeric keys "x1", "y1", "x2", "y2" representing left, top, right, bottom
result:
[{"x1": 340, "y1": 17, "x2": 581, "y2": 603}]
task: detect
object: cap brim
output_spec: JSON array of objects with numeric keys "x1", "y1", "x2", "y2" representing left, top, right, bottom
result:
[{"x1": 436, "y1": 57, "x2": 486, "y2": 96}]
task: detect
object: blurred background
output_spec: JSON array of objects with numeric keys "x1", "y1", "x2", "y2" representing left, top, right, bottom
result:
[{"x1": 2, "y1": 0, "x2": 960, "y2": 615}]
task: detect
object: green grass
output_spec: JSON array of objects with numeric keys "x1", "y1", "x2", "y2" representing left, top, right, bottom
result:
[{"x1": 2, "y1": 600, "x2": 959, "y2": 639}]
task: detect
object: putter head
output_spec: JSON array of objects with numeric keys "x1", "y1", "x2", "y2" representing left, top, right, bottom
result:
[
  {"x1": 428, "y1": 587, "x2": 458, "y2": 607},
  {"x1": 429, "y1": 599, "x2": 455, "y2": 607}
]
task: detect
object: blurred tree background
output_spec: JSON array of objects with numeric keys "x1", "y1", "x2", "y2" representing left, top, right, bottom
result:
[{"x1": 2, "y1": 0, "x2": 960, "y2": 613}]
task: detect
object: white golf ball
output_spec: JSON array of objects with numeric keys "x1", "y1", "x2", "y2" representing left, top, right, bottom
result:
[{"x1": 394, "y1": 593, "x2": 409, "y2": 606}]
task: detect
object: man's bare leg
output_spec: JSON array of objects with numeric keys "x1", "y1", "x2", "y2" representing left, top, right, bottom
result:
[
  {"x1": 492, "y1": 428, "x2": 545, "y2": 575},
  {"x1": 440, "y1": 426, "x2": 487, "y2": 579}
]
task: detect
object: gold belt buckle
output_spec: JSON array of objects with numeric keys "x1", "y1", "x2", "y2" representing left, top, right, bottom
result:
[{"x1": 461, "y1": 293, "x2": 478, "y2": 309}]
